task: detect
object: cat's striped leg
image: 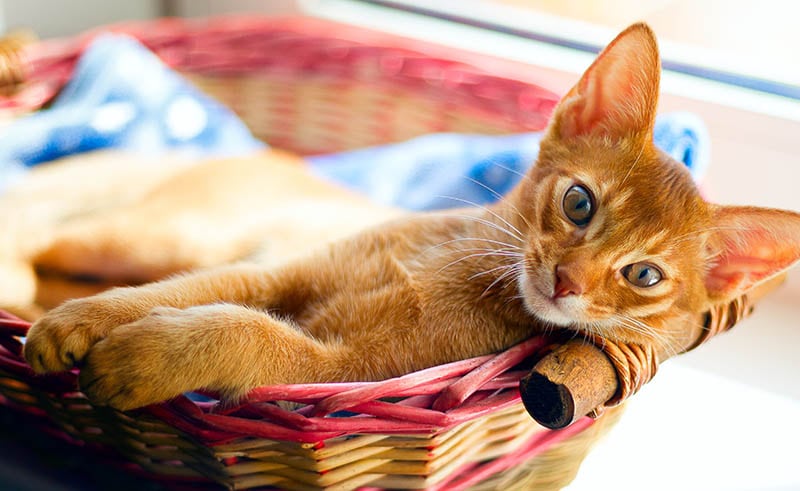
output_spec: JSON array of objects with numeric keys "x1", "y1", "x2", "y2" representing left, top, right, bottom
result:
[
  {"x1": 76, "y1": 303, "x2": 342, "y2": 411},
  {"x1": 23, "y1": 262, "x2": 327, "y2": 374}
]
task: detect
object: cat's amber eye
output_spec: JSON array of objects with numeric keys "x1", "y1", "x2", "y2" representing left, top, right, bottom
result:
[
  {"x1": 621, "y1": 263, "x2": 663, "y2": 288},
  {"x1": 562, "y1": 185, "x2": 594, "y2": 227}
]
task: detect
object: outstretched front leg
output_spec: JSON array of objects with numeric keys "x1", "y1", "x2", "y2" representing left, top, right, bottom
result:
[
  {"x1": 25, "y1": 232, "x2": 430, "y2": 410},
  {"x1": 24, "y1": 262, "x2": 327, "y2": 374},
  {"x1": 78, "y1": 303, "x2": 343, "y2": 410}
]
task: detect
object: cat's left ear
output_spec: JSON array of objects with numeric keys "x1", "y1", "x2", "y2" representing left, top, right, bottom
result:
[
  {"x1": 704, "y1": 206, "x2": 800, "y2": 303},
  {"x1": 548, "y1": 23, "x2": 661, "y2": 142}
]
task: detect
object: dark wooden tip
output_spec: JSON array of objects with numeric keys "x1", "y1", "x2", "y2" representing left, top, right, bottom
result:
[
  {"x1": 520, "y1": 371, "x2": 575, "y2": 429},
  {"x1": 519, "y1": 340, "x2": 618, "y2": 429}
]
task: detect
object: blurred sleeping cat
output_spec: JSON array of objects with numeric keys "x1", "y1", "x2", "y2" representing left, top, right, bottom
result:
[{"x1": 23, "y1": 23, "x2": 800, "y2": 413}]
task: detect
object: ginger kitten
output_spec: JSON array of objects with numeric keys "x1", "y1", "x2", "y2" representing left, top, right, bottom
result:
[{"x1": 23, "y1": 23, "x2": 800, "y2": 412}]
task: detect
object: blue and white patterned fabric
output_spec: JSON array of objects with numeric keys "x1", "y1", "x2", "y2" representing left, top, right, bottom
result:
[
  {"x1": 0, "y1": 34, "x2": 710, "y2": 211},
  {"x1": 0, "y1": 34, "x2": 265, "y2": 193}
]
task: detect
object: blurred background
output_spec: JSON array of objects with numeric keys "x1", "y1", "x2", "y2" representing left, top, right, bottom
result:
[{"x1": 1, "y1": 1, "x2": 798, "y2": 490}]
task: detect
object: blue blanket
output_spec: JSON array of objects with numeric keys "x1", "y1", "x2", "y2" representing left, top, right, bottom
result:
[
  {"x1": 0, "y1": 34, "x2": 710, "y2": 210},
  {"x1": 309, "y1": 112, "x2": 709, "y2": 210},
  {"x1": 0, "y1": 35, "x2": 264, "y2": 193}
]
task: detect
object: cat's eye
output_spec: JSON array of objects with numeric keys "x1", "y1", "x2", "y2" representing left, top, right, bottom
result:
[
  {"x1": 621, "y1": 263, "x2": 663, "y2": 288},
  {"x1": 562, "y1": 185, "x2": 594, "y2": 227}
]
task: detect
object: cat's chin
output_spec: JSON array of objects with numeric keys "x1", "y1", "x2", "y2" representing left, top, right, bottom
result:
[{"x1": 528, "y1": 304, "x2": 575, "y2": 327}]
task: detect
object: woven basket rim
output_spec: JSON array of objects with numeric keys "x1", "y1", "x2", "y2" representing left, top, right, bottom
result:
[{"x1": 0, "y1": 311, "x2": 569, "y2": 444}]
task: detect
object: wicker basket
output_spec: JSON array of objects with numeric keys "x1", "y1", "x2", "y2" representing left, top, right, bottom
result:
[{"x1": 0, "y1": 16, "x2": 613, "y2": 491}]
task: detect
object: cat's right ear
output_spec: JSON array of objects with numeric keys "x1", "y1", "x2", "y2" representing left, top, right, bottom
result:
[
  {"x1": 546, "y1": 23, "x2": 661, "y2": 143},
  {"x1": 704, "y1": 206, "x2": 800, "y2": 304}
]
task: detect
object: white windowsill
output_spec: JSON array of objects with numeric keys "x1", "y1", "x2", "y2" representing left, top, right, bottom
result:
[
  {"x1": 568, "y1": 363, "x2": 800, "y2": 491},
  {"x1": 300, "y1": 0, "x2": 800, "y2": 121}
]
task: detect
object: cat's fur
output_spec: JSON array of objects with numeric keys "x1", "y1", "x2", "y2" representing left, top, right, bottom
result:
[
  {"x1": 23, "y1": 23, "x2": 800, "y2": 413},
  {"x1": 0, "y1": 150, "x2": 401, "y2": 314}
]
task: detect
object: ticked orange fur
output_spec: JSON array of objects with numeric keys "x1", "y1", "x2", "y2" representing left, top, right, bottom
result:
[
  {"x1": 0, "y1": 150, "x2": 401, "y2": 313},
  {"x1": 23, "y1": 24, "x2": 800, "y2": 411}
]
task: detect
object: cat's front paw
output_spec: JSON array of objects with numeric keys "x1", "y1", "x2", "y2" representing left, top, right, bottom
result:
[
  {"x1": 77, "y1": 308, "x2": 205, "y2": 411},
  {"x1": 24, "y1": 293, "x2": 137, "y2": 373}
]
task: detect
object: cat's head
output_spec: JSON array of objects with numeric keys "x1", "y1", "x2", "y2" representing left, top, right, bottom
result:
[{"x1": 509, "y1": 23, "x2": 800, "y2": 354}]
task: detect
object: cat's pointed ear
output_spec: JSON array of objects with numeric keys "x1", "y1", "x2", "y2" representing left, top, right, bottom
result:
[
  {"x1": 547, "y1": 23, "x2": 660, "y2": 142},
  {"x1": 704, "y1": 206, "x2": 800, "y2": 303}
]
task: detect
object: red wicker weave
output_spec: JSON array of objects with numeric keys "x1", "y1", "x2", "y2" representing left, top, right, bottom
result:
[{"x1": 0, "y1": 16, "x2": 609, "y2": 491}]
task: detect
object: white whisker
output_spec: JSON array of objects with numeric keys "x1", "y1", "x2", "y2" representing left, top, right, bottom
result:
[
  {"x1": 481, "y1": 261, "x2": 524, "y2": 298},
  {"x1": 670, "y1": 225, "x2": 751, "y2": 246},
  {"x1": 490, "y1": 161, "x2": 531, "y2": 182},
  {"x1": 436, "y1": 251, "x2": 521, "y2": 274},
  {"x1": 469, "y1": 262, "x2": 521, "y2": 281},
  {"x1": 436, "y1": 196, "x2": 525, "y2": 242},
  {"x1": 437, "y1": 236, "x2": 523, "y2": 251},
  {"x1": 613, "y1": 314, "x2": 680, "y2": 358},
  {"x1": 419, "y1": 237, "x2": 523, "y2": 260},
  {"x1": 462, "y1": 175, "x2": 533, "y2": 230},
  {"x1": 443, "y1": 212, "x2": 525, "y2": 244},
  {"x1": 620, "y1": 143, "x2": 646, "y2": 187}
]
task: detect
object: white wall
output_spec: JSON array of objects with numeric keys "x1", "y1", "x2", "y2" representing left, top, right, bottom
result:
[
  {"x1": 0, "y1": 0, "x2": 161, "y2": 38},
  {"x1": 167, "y1": 0, "x2": 301, "y2": 17},
  {"x1": 0, "y1": 0, "x2": 304, "y2": 38}
]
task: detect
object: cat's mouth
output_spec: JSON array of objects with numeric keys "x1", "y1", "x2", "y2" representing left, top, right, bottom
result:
[{"x1": 517, "y1": 269, "x2": 591, "y2": 328}]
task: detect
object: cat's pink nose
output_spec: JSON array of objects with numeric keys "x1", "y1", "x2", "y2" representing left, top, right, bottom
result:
[{"x1": 554, "y1": 265, "x2": 583, "y2": 298}]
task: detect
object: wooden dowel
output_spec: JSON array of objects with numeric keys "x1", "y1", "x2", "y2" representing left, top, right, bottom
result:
[
  {"x1": 519, "y1": 340, "x2": 616, "y2": 430},
  {"x1": 520, "y1": 274, "x2": 787, "y2": 430}
]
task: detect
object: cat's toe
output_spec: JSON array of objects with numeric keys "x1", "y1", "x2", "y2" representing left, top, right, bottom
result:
[
  {"x1": 79, "y1": 366, "x2": 146, "y2": 411},
  {"x1": 79, "y1": 343, "x2": 156, "y2": 410},
  {"x1": 25, "y1": 315, "x2": 87, "y2": 373},
  {"x1": 24, "y1": 297, "x2": 123, "y2": 373},
  {"x1": 78, "y1": 320, "x2": 188, "y2": 411},
  {"x1": 24, "y1": 294, "x2": 147, "y2": 373},
  {"x1": 23, "y1": 333, "x2": 60, "y2": 373}
]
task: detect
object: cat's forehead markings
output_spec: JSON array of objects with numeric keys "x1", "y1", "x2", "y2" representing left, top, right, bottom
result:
[
  {"x1": 584, "y1": 207, "x2": 606, "y2": 241},
  {"x1": 642, "y1": 230, "x2": 670, "y2": 251},
  {"x1": 611, "y1": 241, "x2": 672, "y2": 272},
  {"x1": 614, "y1": 251, "x2": 646, "y2": 269},
  {"x1": 571, "y1": 171, "x2": 595, "y2": 188},
  {"x1": 653, "y1": 237, "x2": 684, "y2": 257},
  {"x1": 604, "y1": 187, "x2": 634, "y2": 211}
]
